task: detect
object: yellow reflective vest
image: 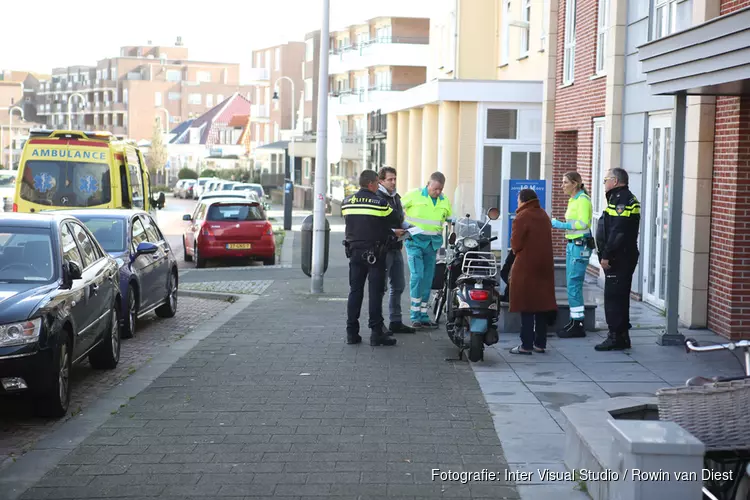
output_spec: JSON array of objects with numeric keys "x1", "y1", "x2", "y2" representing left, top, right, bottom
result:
[
  {"x1": 402, "y1": 187, "x2": 452, "y2": 249},
  {"x1": 561, "y1": 190, "x2": 593, "y2": 240}
]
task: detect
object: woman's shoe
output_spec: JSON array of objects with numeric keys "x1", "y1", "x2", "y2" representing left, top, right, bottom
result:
[{"x1": 532, "y1": 345, "x2": 546, "y2": 353}]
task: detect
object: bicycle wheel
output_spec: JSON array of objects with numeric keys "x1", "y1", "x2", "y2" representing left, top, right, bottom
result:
[{"x1": 434, "y1": 285, "x2": 447, "y2": 323}]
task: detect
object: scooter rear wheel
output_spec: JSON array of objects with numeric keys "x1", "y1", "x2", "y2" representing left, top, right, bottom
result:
[{"x1": 468, "y1": 334, "x2": 484, "y2": 362}]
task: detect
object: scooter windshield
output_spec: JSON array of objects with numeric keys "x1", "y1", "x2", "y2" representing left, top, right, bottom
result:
[{"x1": 454, "y1": 218, "x2": 481, "y2": 240}]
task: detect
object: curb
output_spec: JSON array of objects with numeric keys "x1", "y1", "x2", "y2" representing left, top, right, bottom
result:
[
  {"x1": 177, "y1": 289, "x2": 240, "y2": 302},
  {"x1": 0, "y1": 294, "x2": 258, "y2": 500}
]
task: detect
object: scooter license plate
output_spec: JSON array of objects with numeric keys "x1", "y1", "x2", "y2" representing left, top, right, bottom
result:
[{"x1": 469, "y1": 318, "x2": 488, "y2": 333}]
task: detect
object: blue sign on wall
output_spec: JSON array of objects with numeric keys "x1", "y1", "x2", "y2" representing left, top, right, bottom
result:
[{"x1": 507, "y1": 179, "x2": 548, "y2": 247}]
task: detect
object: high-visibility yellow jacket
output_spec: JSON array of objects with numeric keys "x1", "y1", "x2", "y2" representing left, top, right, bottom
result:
[
  {"x1": 402, "y1": 186, "x2": 453, "y2": 251},
  {"x1": 552, "y1": 190, "x2": 592, "y2": 240}
]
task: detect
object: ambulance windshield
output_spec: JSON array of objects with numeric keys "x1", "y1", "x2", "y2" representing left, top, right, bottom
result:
[{"x1": 20, "y1": 160, "x2": 111, "y2": 207}]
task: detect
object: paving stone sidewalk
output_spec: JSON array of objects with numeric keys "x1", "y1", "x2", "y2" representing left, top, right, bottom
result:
[{"x1": 8, "y1": 238, "x2": 521, "y2": 500}]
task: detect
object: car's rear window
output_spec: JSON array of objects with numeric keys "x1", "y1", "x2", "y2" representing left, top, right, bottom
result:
[{"x1": 207, "y1": 204, "x2": 264, "y2": 221}]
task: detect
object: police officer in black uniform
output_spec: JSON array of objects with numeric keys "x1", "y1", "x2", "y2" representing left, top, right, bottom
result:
[
  {"x1": 342, "y1": 169, "x2": 403, "y2": 346},
  {"x1": 595, "y1": 167, "x2": 641, "y2": 351}
]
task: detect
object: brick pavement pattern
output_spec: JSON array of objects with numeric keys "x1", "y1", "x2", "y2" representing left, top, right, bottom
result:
[
  {"x1": 17, "y1": 243, "x2": 519, "y2": 499},
  {"x1": 180, "y1": 280, "x2": 275, "y2": 295},
  {"x1": 0, "y1": 297, "x2": 232, "y2": 467}
]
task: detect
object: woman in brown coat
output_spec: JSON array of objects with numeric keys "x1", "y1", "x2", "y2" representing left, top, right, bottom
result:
[{"x1": 509, "y1": 188, "x2": 558, "y2": 354}]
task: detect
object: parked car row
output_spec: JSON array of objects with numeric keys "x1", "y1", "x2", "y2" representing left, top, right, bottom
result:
[
  {"x1": 0, "y1": 209, "x2": 177, "y2": 418},
  {"x1": 173, "y1": 178, "x2": 270, "y2": 210}
]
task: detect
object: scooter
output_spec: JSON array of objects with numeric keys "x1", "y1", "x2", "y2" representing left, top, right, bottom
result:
[{"x1": 436, "y1": 208, "x2": 501, "y2": 362}]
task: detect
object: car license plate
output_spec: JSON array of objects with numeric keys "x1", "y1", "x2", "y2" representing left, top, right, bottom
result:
[{"x1": 226, "y1": 243, "x2": 251, "y2": 250}]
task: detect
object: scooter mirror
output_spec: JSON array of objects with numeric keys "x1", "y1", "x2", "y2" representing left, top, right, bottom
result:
[
  {"x1": 448, "y1": 232, "x2": 457, "y2": 245},
  {"x1": 487, "y1": 207, "x2": 500, "y2": 220}
]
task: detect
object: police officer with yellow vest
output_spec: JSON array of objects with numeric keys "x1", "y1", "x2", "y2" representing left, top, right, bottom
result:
[
  {"x1": 341, "y1": 169, "x2": 403, "y2": 346},
  {"x1": 551, "y1": 171, "x2": 593, "y2": 338},
  {"x1": 402, "y1": 172, "x2": 453, "y2": 328},
  {"x1": 594, "y1": 168, "x2": 641, "y2": 351}
]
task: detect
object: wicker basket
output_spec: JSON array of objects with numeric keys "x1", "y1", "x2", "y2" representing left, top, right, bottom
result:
[{"x1": 657, "y1": 378, "x2": 750, "y2": 451}]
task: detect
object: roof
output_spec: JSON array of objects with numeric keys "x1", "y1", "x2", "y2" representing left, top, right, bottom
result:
[
  {"x1": 0, "y1": 213, "x2": 64, "y2": 227},
  {"x1": 169, "y1": 119, "x2": 194, "y2": 142},
  {"x1": 227, "y1": 115, "x2": 249, "y2": 127},
  {"x1": 50, "y1": 209, "x2": 148, "y2": 219},
  {"x1": 169, "y1": 92, "x2": 252, "y2": 146},
  {"x1": 256, "y1": 140, "x2": 290, "y2": 150}
]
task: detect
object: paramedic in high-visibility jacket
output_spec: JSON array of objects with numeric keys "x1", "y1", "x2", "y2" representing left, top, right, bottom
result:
[
  {"x1": 401, "y1": 172, "x2": 453, "y2": 329},
  {"x1": 551, "y1": 171, "x2": 593, "y2": 339}
]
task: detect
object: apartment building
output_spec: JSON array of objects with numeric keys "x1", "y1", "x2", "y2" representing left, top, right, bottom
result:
[
  {"x1": 248, "y1": 41, "x2": 305, "y2": 153},
  {"x1": 0, "y1": 80, "x2": 34, "y2": 169},
  {"x1": 296, "y1": 30, "x2": 322, "y2": 187},
  {"x1": 327, "y1": 16, "x2": 430, "y2": 179},
  {"x1": 36, "y1": 41, "x2": 255, "y2": 141},
  {"x1": 380, "y1": 0, "x2": 542, "y2": 250}
]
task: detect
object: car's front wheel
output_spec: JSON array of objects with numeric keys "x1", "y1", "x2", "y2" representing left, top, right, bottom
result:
[{"x1": 35, "y1": 333, "x2": 73, "y2": 418}]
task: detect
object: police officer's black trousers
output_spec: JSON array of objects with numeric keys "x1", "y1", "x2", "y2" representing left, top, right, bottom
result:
[
  {"x1": 604, "y1": 257, "x2": 638, "y2": 334},
  {"x1": 347, "y1": 248, "x2": 387, "y2": 334}
]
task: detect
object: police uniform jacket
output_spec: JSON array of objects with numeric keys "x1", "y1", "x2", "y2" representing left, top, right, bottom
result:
[
  {"x1": 595, "y1": 185, "x2": 641, "y2": 264},
  {"x1": 342, "y1": 188, "x2": 401, "y2": 251}
]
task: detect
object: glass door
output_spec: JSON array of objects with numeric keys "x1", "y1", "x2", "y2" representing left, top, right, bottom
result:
[{"x1": 643, "y1": 113, "x2": 671, "y2": 309}]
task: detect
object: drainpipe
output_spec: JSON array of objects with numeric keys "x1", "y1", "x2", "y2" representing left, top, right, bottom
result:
[{"x1": 453, "y1": 0, "x2": 460, "y2": 79}]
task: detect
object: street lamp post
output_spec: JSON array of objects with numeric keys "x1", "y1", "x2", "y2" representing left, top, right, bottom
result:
[
  {"x1": 67, "y1": 92, "x2": 86, "y2": 129},
  {"x1": 6, "y1": 106, "x2": 24, "y2": 170},
  {"x1": 311, "y1": 0, "x2": 330, "y2": 294},
  {"x1": 272, "y1": 76, "x2": 296, "y2": 231},
  {"x1": 156, "y1": 107, "x2": 170, "y2": 134}
]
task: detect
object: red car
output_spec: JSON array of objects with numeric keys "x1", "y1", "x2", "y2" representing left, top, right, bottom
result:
[{"x1": 182, "y1": 199, "x2": 276, "y2": 267}]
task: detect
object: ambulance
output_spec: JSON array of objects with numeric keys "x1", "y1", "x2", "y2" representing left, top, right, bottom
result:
[{"x1": 12, "y1": 129, "x2": 165, "y2": 214}]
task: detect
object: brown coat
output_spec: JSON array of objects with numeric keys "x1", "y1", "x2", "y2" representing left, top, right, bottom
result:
[{"x1": 509, "y1": 199, "x2": 558, "y2": 313}]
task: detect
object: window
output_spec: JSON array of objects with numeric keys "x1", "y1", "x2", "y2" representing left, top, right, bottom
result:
[
  {"x1": 61, "y1": 224, "x2": 84, "y2": 269},
  {"x1": 168, "y1": 92, "x2": 180, "y2": 101},
  {"x1": 501, "y1": 0, "x2": 511, "y2": 65},
  {"x1": 654, "y1": 0, "x2": 678, "y2": 39},
  {"x1": 521, "y1": 0, "x2": 531, "y2": 56},
  {"x1": 305, "y1": 38, "x2": 314, "y2": 61},
  {"x1": 591, "y1": 118, "x2": 606, "y2": 216},
  {"x1": 486, "y1": 109, "x2": 518, "y2": 139},
  {"x1": 304, "y1": 158, "x2": 311, "y2": 178},
  {"x1": 563, "y1": 0, "x2": 577, "y2": 84},
  {"x1": 70, "y1": 222, "x2": 98, "y2": 268},
  {"x1": 130, "y1": 218, "x2": 148, "y2": 254},
  {"x1": 255, "y1": 124, "x2": 260, "y2": 140},
  {"x1": 166, "y1": 69, "x2": 181, "y2": 82},
  {"x1": 217, "y1": 94, "x2": 224, "y2": 103},
  {"x1": 196, "y1": 71, "x2": 211, "y2": 83},
  {"x1": 154, "y1": 92, "x2": 162, "y2": 106},
  {"x1": 275, "y1": 48, "x2": 281, "y2": 70},
  {"x1": 255, "y1": 53, "x2": 261, "y2": 68},
  {"x1": 265, "y1": 50, "x2": 271, "y2": 70},
  {"x1": 20, "y1": 160, "x2": 111, "y2": 207},
  {"x1": 77, "y1": 217, "x2": 126, "y2": 253},
  {"x1": 128, "y1": 162, "x2": 144, "y2": 209},
  {"x1": 123, "y1": 89, "x2": 128, "y2": 104},
  {"x1": 304, "y1": 117, "x2": 312, "y2": 132},
  {"x1": 141, "y1": 215, "x2": 162, "y2": 243},
  {"x1": 188, "y1": 93, "x2": 202, "y2": 105},
  {"x1": 596, "y1": 0, "x2": 609, "y2": 74},
  {"x1": 206, "y1": 94, "x2": 214, "y2": 107},
  {"x1": 207, "y1": 203, "x2": 264, "y2": 221},
  {"x1": 305, "y1": 78, "x2": 313, "y2": 101}
]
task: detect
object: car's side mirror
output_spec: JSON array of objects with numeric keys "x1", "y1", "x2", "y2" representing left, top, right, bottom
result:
[
  {"x1": 62, "y1": 260, "x2": 83, "y2": 289},
  {"x1": 182, "y1": 214, "x2": 192, "y2": 221},
  {"x1": 135, "y1": 242, "x2": 159, "y2": 256},
  {"x1": 487, "y1": 207, "x2": 500, "y2": 220}
]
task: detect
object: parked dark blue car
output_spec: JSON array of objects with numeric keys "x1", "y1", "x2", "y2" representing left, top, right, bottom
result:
[{"x1": 56, "y1": 210, "x2": 178, "y2": 338}]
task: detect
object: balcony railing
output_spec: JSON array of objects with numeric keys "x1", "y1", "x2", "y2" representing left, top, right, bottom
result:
[
  {"x1": 328, "y1": 38, "x2": 430, "y2": 75},
  {"x1": 329, "y1": 36, "x2": 429, "y2": 55},
  {"x1": 247, "y1": 67, "x2": 270, "y2": 82}
]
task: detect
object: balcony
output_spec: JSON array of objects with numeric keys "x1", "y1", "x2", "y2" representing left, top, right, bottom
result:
[
  {"x1": 102, "y1": 102, "x2": 126, "y2": 112},
  {"x1": 246, "y1": 67, "x2": 270, "y2": 84},
  {"x1": 250, "y1": 104, "x2": 270, "y2": 121},
  {"x1": 328, "y1": 37, "x2": 429, "y2": 75},
  {"x1": 329, "y1": 85, "x2": 418, "y2": 116}
]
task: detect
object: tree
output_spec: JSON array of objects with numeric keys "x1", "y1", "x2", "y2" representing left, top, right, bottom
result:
[
  {"x1": 178, "y1": 167, "x2": 198, "y2": 179},
  {"x1": 147, "y1": 117, "x2": 169, "y2": 183},
  {"x1": 201, "y1": 168, "x2": 217, "y2": 178}
]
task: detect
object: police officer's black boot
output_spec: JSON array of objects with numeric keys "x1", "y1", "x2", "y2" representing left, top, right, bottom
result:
[
  {"x1": 370, "y1": 325, "x2": 397, "y2": 346},
  {"x1": 594, "y1": 330, "x2": 628, "y2": 351},
  {"x1": 389, "y1": 322, "x2": 416, "y2": 334},
  {"x1": 558, "y1": 320, "x2": 585, "y2": 338},
  {"x1": 556, "y1": 319, "x2": 574, "y2": 336},
  {"x1": 346, "y1": 328, "x2": 362, "y2": 344}
]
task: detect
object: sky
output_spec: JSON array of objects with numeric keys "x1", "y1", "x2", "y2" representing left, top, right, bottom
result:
[{"x1": 0, "y1": 0, "x2": 437, "y2": 82}]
